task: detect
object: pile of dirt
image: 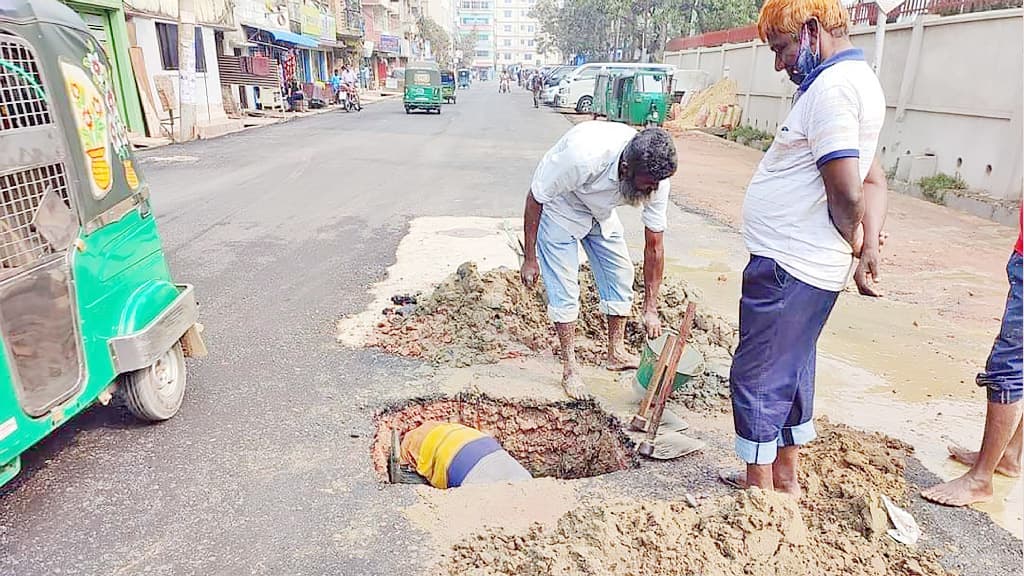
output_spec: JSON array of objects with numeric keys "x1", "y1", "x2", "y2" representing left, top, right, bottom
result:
[
  {"x1": 443, "y1": 422, "x2": 946, "y2": 576},
  {"x1": 665, "y1": 78, "x2": 741, "y2": 131},
  {"x1": 368, "y1": 262, "x2": 737, "y2": 406}
]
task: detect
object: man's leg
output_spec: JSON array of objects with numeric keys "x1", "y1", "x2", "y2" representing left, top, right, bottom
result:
[
  {"x1": 580, "y1": 224, "x2": 638, "y2": 371},
  {"x1": 948, "y1": 418, "x2": 1023, "y2": 477},
  {"x1": 535, "y1": 214, "x2": 585, "y2": 398},
  {"x1": 924, "y1": 251, "x2": 1022, "y2": 506}
]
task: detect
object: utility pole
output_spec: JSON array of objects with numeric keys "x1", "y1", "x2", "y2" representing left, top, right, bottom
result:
[{"x1": 177, "y1": 0, "x2": 197, "y2": 142}]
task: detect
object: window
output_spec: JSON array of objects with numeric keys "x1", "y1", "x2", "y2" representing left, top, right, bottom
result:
[
  {"x1": 504, "y1": 53, "x2": 512, "y2": 61},
  {"x1": 475, "y1": 50, "x2": 490, "y2": 57},
  {"x1": 528, "y1": 39, "x2": 534, "y2": 46},
  {"x1": 577, "y1": 67, "x2": 598, "y2": 79},
  {"x1": 503, "y1": 39, "x2": 512, "y2": 46},
  {"x1": 520, "y1": 25, "x2": 526, "y2": 31},
  {"x1": 524, "y1": 53, "x2": 532, "y2": 61},
  {"x1": 527, "y1": 25, "x2": 534, "y2": 32},
  {"x1": 504, "y1": 24, "x2": 512, "y2": 32},
  {"x1": 503, "y1": 10, "x2": 512, "y2": 17},
  {"x1": 460, "y1": 0, "x2": 491, "y2": 9},
  {"x1": 155, "y1": 23, "x2": 207, "y2": 72}
]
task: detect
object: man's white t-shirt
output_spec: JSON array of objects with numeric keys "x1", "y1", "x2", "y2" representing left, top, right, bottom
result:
[
  {"x1": 742, "y1": 52, "x2": 886, "y2": 292},
  {"x1": 531, "y1": 121, "x2": 670, "y2": 240},
  {"x1": 341, "y1": 70, "x2": 358, "y2": 85}
]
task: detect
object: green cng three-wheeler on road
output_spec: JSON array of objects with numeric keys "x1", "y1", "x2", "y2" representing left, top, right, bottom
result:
[
  {"x1": 404, "y1": 62, "x2": 443, "y2": 114},
  {"x1": 441, "y1": 69, "x2": 456, "y2": 104},
  {"x1": 606, "y1": 70, "x2": 672, "y2": 128},
  {"x1": 0, "y1": 0, "x2": 206, "y2": 488}
]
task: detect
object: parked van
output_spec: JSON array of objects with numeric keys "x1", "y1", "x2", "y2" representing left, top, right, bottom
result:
[{"x1": 555, "y1": 62, "x2": 676, "y2": 114}]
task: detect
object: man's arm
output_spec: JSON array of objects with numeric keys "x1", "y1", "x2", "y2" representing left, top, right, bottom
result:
[
  {"x1": 521, "y1": 191, "x2": 543, "y2": 285},
  {"x1": 819, "y1": 157, "x2": 866, "y2": 246},
  {"x1": 853, "y1": 158, "x2": 888, "y2": 296},
  {"x1": 642, "y1": 228, "x2": 664, "y2": 339}
]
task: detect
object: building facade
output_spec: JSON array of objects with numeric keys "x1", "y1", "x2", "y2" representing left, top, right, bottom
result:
[{"x1": 456, "y1": 0, "x2": 494, "y2": 79}]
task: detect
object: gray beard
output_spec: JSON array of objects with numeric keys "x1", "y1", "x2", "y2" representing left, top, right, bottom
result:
[{"x1": 619, "y1": 179, "x2": 645, "y2": 207}]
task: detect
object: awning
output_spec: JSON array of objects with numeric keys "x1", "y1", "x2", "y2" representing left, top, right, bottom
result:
[{"x1": 267, "y1": 29, "x2": 319, "y2": 49}]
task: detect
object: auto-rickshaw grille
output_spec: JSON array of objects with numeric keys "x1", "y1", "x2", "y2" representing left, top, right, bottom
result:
[
  {"x1": 0, "y1": 163, "x2": 70, "y2": 269},
  {"x1": 0, "y1": 35, "x2": 52, "y2": 131}
]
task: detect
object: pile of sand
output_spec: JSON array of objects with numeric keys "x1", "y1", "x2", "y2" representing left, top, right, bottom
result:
[
  {"x1": 369, "y1": 262, "x2": 737, "y2": 405},
  {"x1": 665, "y1": 78, "x2": 741, "y2": 131},
  {"x1": 443, "y1": 422, "x2": 947, "y2": 576}
]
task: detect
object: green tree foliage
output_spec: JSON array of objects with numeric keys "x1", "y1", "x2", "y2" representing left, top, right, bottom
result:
[
  {"x1": 531, "y1": 0, "x2": 763, "y2": 60},
  {"x1": 417, "y1": 16, "x2": 452, "y2": 68}
]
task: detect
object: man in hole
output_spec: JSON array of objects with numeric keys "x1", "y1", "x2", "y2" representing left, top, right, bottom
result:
[
  {"x1": 401, "y1": 422, "x2": 531, "y2": 488},
  {"x1": 520, "y1": 124, "x2": 677, "y2": 399}
]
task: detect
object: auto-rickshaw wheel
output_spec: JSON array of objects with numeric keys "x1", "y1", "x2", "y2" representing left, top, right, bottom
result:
[
  {"x1": 121, "y1": 342, "x2": 187, "y2": 422},
  {"x1": 405, "y1": 107, "x2": 411, "y2": 114}
]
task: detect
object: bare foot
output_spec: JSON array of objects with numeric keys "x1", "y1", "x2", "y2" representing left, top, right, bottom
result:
[
  {"x1": 606, "y1": 351, "x2": 640, "y2": 371},
  {"x1": 947, "y1": 444, "x2": 1022, "y2": 477},
  {"x1": 562, "y1": 370, "x2": 587, "y2": 399},
  {"x1": 922, "y1": 472, "x2": 994, "y2": 507},
  {"x1": 718, "y1": 470, "x2": 801, "y2": 499}
]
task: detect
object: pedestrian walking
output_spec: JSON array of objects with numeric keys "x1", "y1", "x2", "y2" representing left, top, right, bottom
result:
[
  {"x1": 721, "y1": 0, "x2": 889, "y2": 496},
  {"x1": 520, "y1": 123, "x2": 677, "y2": 398}
]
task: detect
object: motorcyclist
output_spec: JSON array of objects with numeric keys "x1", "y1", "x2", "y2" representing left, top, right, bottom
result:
[{"x1": 341, "y1": 65, "x2": 362, "y2": 111}]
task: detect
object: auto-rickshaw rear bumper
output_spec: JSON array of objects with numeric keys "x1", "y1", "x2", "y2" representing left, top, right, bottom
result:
[{"x1": 108, "y1": 284, "x2": 204, "y2": 373}]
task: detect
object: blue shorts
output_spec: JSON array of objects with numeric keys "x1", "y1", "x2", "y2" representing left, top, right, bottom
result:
[
  {"x1": 977, "y1": 251, "x2": 1023, "y2": 404},
  {"x1": 730, "y1": 256, "x2": 840, "y2": 465},
  {"x1": 535, "y1": 213, "x2": 634, "y2": 323}
]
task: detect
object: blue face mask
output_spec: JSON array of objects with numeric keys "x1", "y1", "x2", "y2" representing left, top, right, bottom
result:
[{"x1": 789, "y1": 20, "x2": 821, "y2": 86}]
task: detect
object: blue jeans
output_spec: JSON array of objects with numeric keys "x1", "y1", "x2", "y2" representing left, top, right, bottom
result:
[
  {"x1": 977, "y1": 251, "x2": 1023, "y2": 404},
  {"x1": 536, "y1": 213, "x2": 634, "y2": 323},
  {"x1": 730, "y1": 256, "x2": 840, "y2": 464}
]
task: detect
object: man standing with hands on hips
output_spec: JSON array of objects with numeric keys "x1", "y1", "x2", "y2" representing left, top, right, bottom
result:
[
  {"x1": 724, "y1": 0, "x2": 889, "y2": 495},
  {"x1": 521, "y1": 123, "x2": 678, "y2": 399}
]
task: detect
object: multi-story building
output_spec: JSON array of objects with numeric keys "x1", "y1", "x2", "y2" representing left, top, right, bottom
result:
[
  {"x1": 492, "y1": 0, "x2": 558, "y2": 69},
  {"x1": 423, "y1": 0, "x2": 455, "y2": 39},
  {"x1": 455, "y1": 0, "x2": 494, "y2": 79}
]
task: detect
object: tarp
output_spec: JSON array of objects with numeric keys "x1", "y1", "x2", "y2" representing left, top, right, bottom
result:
[{"x1": 267, "y1": 29, "x2": 318, "y2": 49}]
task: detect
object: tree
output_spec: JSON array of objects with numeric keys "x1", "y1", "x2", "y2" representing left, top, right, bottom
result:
[
  {"x1": 530, "y1": 0, "x2": 763, "y2": 63},
  {"x1": 416, "y1": 16, "x2": 452, "y2": 68},
  {"x1": 455, "y1": 30, "x2": 478, "y2": 69}
]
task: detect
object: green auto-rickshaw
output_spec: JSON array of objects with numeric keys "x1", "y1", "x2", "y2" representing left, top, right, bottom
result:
[
  {"x1": 592, "y1": 69, "x2": 616, "y2": 120},
  {"x1": 0, "y1": 0, "x2": 206, "y2": 487},
  {"x1": 457, "y1": 68, "x2": 471, "y2": 89},
  {"x1": 404, "y1": 62, "x2": 442, "y2": 114},
  {"x1": 606, "y1": 70, "x2": 673, "y2": 127},
  {"x1": 441, "y1": 69, "x2": 456, "y2": 104}
]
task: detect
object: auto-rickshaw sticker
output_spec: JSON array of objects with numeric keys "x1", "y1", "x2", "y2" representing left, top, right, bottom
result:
[
  {"x1": 82, "y1": 43, "x2": 137, "y2": 190},
  {"x1": 61, "y1": 61, "x2": 112, "y2": 198}
]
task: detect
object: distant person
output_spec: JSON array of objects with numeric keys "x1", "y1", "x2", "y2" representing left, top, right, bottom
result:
[
  {"x1": 329, "y1": 69, "x2": 342, "y2": 104},
  {"x1": 530, "y1": 71, "x2": 543, "y2": 108},
  {"x1": 923, "y1": 207, "x2": 1022, "y2": 506},
  {"x1": 341, "y1": 65, "x2": 361, "y2": 110},
  {"x1": 721, "y1": 0, "x2": 889, "y2": 497},
  {"x1": 520, "y1": 124, "x2": 676, "y2": 398},
  {"x1": 286, "y1": 80, "x2": 304, "y2": 112}
]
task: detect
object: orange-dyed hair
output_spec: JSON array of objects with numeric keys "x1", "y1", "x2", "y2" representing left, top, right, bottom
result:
[{"x1": 757, "y1": 0, "x2": 850, "y2": 41}]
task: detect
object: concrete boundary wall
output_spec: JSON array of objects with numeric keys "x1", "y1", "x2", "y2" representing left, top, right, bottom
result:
[{"x1": 664, "y1": 9, "x2": 1023, "y2": 201}]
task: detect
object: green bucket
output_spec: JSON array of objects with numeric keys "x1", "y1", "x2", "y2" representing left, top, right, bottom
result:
[{"x1": 635, "y1": 331, "x2": 705, "y2": 392}]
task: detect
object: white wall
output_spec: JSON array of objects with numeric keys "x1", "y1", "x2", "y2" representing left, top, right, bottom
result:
[
  {"x1": 664, "y1": 9, "x2": 1023, "y2": 201},
  {"x1": 134, "y1": 17, "x2": 228, "y2": 126}
]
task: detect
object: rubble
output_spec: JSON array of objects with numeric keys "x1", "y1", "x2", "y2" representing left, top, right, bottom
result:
[
  {"x1": 441, "y1": 421, "x2": 947, "y2": 576},
  {"x1": 368, "y1": 262, "x2": 738, "y2": 410}
]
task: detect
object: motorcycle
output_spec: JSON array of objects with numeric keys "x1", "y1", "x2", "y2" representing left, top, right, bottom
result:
[{"x1": 338, "y1": 86, "x2": 360, "y2": 112}]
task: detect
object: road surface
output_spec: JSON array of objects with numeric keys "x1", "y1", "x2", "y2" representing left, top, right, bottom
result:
[{"x1": 0, "y1": 85, "x2": 567, "y2": 575}]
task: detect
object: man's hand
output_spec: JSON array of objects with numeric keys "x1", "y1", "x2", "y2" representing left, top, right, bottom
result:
[
  {"x1": 521, "y1": 257, "x2": 540, "y2": 286},
  {"x1": 853, "y1": 245, "x2": 883, "y2": 297},
  {"x1": 642, "y1": 306, "x2": 662, "y2": 339}
]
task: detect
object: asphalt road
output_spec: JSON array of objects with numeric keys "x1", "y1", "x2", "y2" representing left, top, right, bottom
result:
[{"x1": 0, "y1": 85, "x2": 569, "y2": 575}]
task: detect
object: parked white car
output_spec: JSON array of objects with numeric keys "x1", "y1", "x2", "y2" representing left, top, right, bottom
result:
[{"x1": 554, "y1": 62, "x2": 677, "y2": 113}]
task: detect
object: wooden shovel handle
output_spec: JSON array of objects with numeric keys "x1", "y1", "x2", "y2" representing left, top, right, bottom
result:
[
  {"x1": 646, "y1": 303, "x2": 697, "y2": 442},
  {"x1": 637, "y1": 333, "x2": 677, "y2": 419}
]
